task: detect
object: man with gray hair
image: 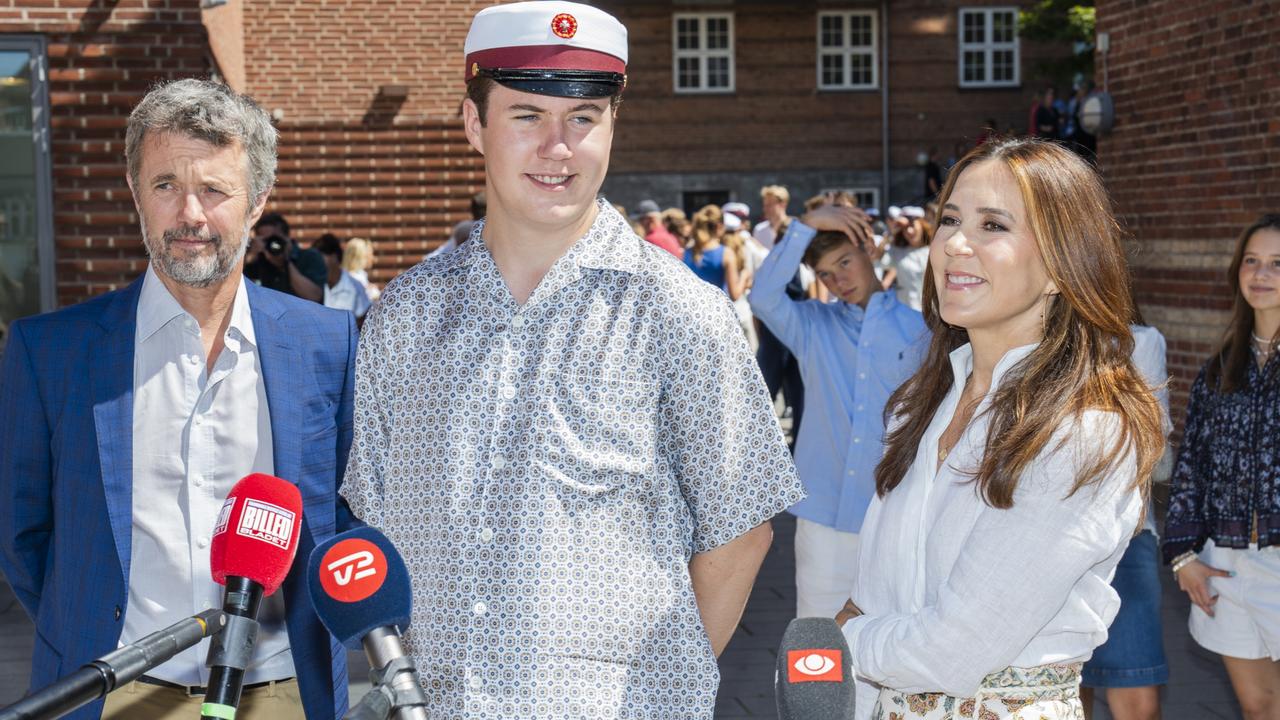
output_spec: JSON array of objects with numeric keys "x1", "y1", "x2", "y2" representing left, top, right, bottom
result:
[{"x1": 0, "y1": 78, "x2": 358, "y2": 720}]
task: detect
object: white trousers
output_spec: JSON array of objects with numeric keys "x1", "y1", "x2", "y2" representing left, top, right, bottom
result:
[{"x1": 794, "y1": 517, "x2": 861, "y2": 618}]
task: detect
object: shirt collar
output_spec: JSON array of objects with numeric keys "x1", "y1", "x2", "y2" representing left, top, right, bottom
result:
[
  {"x1": 439, "y1": 198, "x2": 642, "y2": 276},
  {"x1": 136, "y1": 264, "x2": 255, "y2": 347},
  {"x1": 946, "y1": 341, "x2": 1039, "y2": 390}
]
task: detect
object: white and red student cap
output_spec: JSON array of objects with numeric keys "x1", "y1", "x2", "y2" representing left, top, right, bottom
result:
[{"x1": 464, "y1": 1, "x2": 628, "y2": 99}]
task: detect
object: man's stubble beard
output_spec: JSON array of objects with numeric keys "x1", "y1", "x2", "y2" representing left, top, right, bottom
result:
[{"x1": 140, "y1": 215, "x2": 251, "y2": 289}]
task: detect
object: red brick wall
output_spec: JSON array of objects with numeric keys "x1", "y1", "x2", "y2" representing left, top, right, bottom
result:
[
  {"x1": 597, "y1": 0, "x2": 1060, "y2": 175},
  {"x1": 3, "y1": 0, "x2": 213, "y2": 307},
  {"x1": 239, "y1": 1, "x2": 491, "y2": 284},
  {"x1": 1095, "y1": 0, "x2": 1280, "y2": 427}
]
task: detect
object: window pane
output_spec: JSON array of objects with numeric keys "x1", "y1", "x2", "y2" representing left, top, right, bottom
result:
[
  {"x1": 963, "y1": 50, "x2": 985, "y2": 82},
  {"x1": 992, "y1": 10, "x2": 1016, "y2": 43},
  {"x1": 706, "y1": 17, "x2": 729, "y2": 50},
  {"x1": 962, "y1": 11, "x2": 985, "y2": 44},
  {"x1": 821, "y1": 53, "x2": 843, "y2": 86},
  {"x1": 677, "y1": 18, "x2": 699, "y2": 50},
  {"x1": 0, "y1": 49, "x2": 42, "y2": 348},
  {"x1": 851, "y1": 53, "x2": 872, "y2": 85},
  {"x1": 993, "y1": 49, "x2": 1014, "y2": 82},
  {"x1": 820, "y1": 15, "x2": 843, "y2": 48},
  {"x1": 677, "y1": 56, "x2": 699, "y2": 88},
  {"x1": 851, "y1": 15, "x2": 872, "y2": 47},
  {"x1": 707, "y1": 56, "x2": 729, "y2": 88}
]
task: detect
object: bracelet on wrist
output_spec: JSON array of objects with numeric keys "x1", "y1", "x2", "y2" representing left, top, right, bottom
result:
[{"x1": 1171, "y1": 551, "x2": 1198, "y2": 574}]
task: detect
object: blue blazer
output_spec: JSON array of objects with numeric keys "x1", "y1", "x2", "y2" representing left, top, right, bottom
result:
[{"x1": 0, "y1": 276, "x2": 358, "y2": 720}]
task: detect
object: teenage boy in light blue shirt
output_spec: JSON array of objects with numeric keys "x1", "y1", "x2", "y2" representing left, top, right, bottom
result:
[{"x1": 749, "y1": 204, "x2": 929, "y2": 618}]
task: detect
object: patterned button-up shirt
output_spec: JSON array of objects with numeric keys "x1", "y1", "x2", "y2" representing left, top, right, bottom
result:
[
  {"x1": 1163, "y1": 354, "x2": 1280, "y2": 562},
  {"x1": 341, "y1": 200, "x2": 804, "y2": 719}
]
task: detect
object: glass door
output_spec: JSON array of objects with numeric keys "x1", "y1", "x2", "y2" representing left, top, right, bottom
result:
[{"x1": 0, "y1": 37, "x2": 53, "y2": 354}]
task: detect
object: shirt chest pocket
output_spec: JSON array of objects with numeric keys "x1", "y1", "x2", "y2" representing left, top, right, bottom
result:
[{"x1": 541, "y1": 370, "x2": 660, "y2": 492}]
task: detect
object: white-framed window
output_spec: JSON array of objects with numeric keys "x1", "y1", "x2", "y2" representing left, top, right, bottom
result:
[
  {"x1": 957, "y1": 7, "x2": 1020, "y2": 88},
  {"x1": 673, "y1": 13, "x2": 735, "y2": 94},
  {"x1": 816, "y1": 11, "x2": 878, "y2": 90}
]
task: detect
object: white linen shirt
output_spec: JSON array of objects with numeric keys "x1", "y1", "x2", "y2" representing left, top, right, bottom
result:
[
  {"x1": 125, "y1": 266, "x2": 294, "y2": 686},
  {"x1": 844, "y1": 342, "x2": 1142, "y2": 699}
]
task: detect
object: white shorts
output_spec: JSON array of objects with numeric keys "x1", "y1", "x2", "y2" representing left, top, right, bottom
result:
[
  {"x1": 794, "y1": 517, "x2": 860, "y2": 618},
  {"x1": 1189, "y1": 540, "x2": 1280, "y2": 661}
]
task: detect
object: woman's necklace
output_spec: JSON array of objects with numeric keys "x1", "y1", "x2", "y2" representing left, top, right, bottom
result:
[{"x1": 1251, "y1": 331, "x2": 1277, "y2": 361}]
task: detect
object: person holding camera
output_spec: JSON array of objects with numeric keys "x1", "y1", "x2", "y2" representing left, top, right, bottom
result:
[{"x1": 245, "y1": 212, "x2": 326, "y2": 302}]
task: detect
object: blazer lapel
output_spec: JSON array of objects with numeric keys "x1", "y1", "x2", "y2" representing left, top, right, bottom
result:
[
  {"x1": 249, "y1": 285, "x2": 304, "y2": 494},
  {"x1": 91, "y1": 277, "x2": 144, "y2": 581}
]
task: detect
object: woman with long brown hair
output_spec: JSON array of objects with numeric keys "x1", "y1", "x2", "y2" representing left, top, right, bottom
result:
[
  {"x1": 835, "y1": 138, "x2": 1164, "y2": 719},
  {"x1": 1163, "y1": 215, "x2": 1280, "y2": 720}
]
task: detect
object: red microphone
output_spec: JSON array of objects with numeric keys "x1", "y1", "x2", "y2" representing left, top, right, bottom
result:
[{"x1": 202, "y1": 473, "x2": 303, "y2": 720}]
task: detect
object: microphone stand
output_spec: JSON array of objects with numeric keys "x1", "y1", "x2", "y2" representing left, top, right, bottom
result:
[{"x1": 344, "y1": 629, "x2": 428, "y2": 720}]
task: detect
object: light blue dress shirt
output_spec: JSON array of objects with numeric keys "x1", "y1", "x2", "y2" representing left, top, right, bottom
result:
[{"x1": 749, "y1": 221, "x2": 928, "y2": 532}]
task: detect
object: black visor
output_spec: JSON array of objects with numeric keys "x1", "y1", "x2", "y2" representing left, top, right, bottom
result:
[{"x1": 477, "y1": 68, "x2": 624, "y2": 99}]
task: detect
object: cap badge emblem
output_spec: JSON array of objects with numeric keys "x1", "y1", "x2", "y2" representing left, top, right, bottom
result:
[{"x1": 551, "y1": 12, "x2": 578, "y2": 39}]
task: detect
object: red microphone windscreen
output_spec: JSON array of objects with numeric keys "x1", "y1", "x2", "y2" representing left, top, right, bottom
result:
[{"x1": 210, "y1": 473, "x2": 303, "y2": 596}]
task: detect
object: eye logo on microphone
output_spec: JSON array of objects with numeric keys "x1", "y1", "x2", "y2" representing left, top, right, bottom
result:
[
  {"x1": 786, "y1": 649, "x2": 842, "y2": 683},
  {"x1": 318, "y1": 538, "x2": 388, "y2": 602}
]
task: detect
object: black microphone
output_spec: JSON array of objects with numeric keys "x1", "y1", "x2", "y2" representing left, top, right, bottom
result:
[
  {"x1": 0, "y1": 609, "x2": 226, "y2": 720},
  {"x1": 201, "y1": 474, "x2": 303, "y2": 720},
  {"x1": 775, "y1": 617, "x2": 856, "y2": 720},
  {"x1": 307, "y1": 527, "x2": 426, "y2": 720}
]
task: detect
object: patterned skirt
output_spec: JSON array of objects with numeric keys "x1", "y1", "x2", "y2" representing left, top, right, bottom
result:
[{"x1": 872, "y1": 664, "x2": 1084, "y2": 720}]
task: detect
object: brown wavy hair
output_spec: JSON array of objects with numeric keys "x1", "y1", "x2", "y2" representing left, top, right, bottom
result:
[
  {"x1": 690, "y1": 205, "x2": 724, "y2": 264},
  {"x1": 1207, "y1": 214, "x2": 1280, "y2": 393},
  {"x1": 875, "y1": 138, "x2": 1164, "y2": 508}
]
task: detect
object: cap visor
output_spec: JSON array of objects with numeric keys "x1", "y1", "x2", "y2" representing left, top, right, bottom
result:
[{"x1": 496, "y1": 78, "x2": 620, "y2": 99}]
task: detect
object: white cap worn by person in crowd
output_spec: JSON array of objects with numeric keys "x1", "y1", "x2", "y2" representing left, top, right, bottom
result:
[
  {"x1": 887, "y1": 205, "x2": 903, "y2": 220},
  {"x1": 464, "y1": 1, "x2": 628, "y2": 99},
  {"x1": 723, "y1": 213, "x2": 743, "y2": 232},
  {"x1": 722, "y1": 202, "x2": 751, "y2": 221},
  {"x1": 903, "y1": 206, "x2": 926, "y2": 219}
]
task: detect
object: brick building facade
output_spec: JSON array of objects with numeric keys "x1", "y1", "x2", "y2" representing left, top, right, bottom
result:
[
  {"x1": 0, "y1": 0, "x2": 487, "y2": 329},
  {"x1": 1094, "y1": 0, "x2": 1280, "y2": 425},
  {"x1": 595, "y1": 0, "x2": 1066, "y2": 217}
]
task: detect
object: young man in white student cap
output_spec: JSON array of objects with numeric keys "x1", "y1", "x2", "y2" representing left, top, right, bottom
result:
[{"x1": 339, "y1": 3, "x2": 803, "y2": 717}]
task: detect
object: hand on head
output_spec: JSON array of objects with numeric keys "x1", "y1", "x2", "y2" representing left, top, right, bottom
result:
[{"x1": 801, "y1": 205, "x2": 874, "y2": 251}]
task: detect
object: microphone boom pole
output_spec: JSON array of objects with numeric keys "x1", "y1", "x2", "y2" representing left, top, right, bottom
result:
[{"x1": 0, "y1": 609, "x2": 226, "y2": 720}]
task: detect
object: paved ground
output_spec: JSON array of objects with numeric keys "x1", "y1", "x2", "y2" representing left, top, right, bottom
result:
[{"x1": 0, "y1": 513, "x2": 1244, "y2": 718}]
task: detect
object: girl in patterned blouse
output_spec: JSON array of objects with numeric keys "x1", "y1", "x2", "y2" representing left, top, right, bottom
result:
[{"x1": 1164, "y1": 214, "x2": 1280, "y2": 720}]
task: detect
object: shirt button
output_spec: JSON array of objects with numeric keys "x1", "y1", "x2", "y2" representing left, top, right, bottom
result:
[
  {"x1": 853, "y1": 437, "x2": 862, "y2": 444},
  {"x1": 192, "y1": 476, "x2": 203, "y2": 487},
  {"x1": 473, "y1": 601, "x2": 488, "y2": 615},
  {"x1": 847, "y1": 469, "x2": 855, "y2": 477},
  {"x1": 511, "y1": 315, "x2": 525, "y2": 330},
  {"x1": 492, "y1": 455, "x2": 507, "y2": 471},
  {"x1": 469, "y1": 675, "x2": 482, "y2": 690},
  {"x1": 856, "y1": 405, "x2": 864, "y2": 412},
  {"x1": 197, "y1": 537, "x2": 210, "y2": 549},
  {"x1": 858, "y1": 372, "x2": 867, "y2": 380},
  {"x1": 480, "y1": 528, "x2": 494, "y2": 542},
  {"x1": 114, "y1": 605, "x2": 122, "y2": 621},
  {"x1": 501, "y1": 386, "x2": 516, "y2": 400}
]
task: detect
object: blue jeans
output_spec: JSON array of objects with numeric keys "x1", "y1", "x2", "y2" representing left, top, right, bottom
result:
[{"x1": 1081, "y1": 530, "x2": 1169, "y2": 688}]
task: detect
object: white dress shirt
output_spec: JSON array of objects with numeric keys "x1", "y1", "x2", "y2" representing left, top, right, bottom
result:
[
  {"x1": 845, "y1": 342, "x2": 1141, "y2": 700},
  {"x1": 124, "y1": 265, "x2": 294, "y2": 686},
  {"x1": 1131, "y1": 324, "x2": 1171, "y2": 535},
  {"x1": 323, "y1": 269, "x2": 372, "y2": 318}
]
